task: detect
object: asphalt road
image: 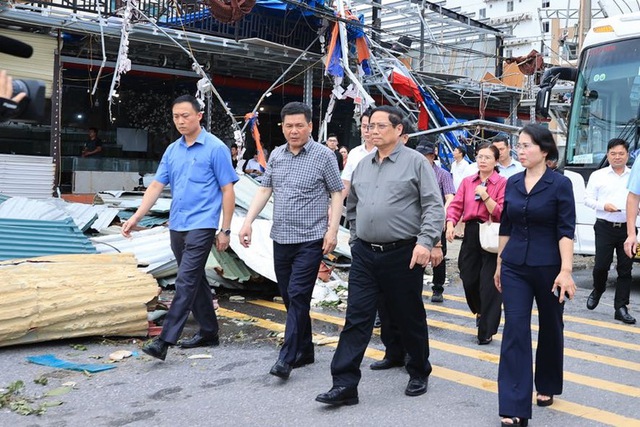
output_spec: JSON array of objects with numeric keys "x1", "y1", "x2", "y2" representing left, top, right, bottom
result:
[{"x1": 1, "y1": 243, "x2": 639, "y2": 427}]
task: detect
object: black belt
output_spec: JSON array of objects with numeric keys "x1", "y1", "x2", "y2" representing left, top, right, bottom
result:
[
  {"x1": 596, "y1": 218, "x2": 625, "y2": 228},
  {"x1": 361, "y1": 237, "x2": 417, "y2": 252}
]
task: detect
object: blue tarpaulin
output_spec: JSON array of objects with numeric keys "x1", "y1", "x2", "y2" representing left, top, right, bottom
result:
[
  {"x1": 27, "y1": 354, "x2": 117, "y2": 373},
  {"x1": 162, "y1": 0, "x2": 326, "y2": 24}
]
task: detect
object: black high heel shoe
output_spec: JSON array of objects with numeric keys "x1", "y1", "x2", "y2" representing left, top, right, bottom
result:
[
  {"x1": 500, "y1": 416, "x2": 528, "y2": 426},
  {"x1": 536, "y1": 394, "x2": 554, "y2": 407}
]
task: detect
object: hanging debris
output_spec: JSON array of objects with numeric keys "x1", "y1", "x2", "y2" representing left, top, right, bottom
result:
[{"x1": 204, "y1": 0, "x2": 256, "y2": 23}]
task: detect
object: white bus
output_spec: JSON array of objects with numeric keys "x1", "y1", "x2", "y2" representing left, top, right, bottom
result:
[{"x1": 537, "y1": 12, "x2": 640, "y2": 255}]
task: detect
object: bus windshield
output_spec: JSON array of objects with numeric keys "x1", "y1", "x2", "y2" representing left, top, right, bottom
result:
[{"x1": 566, "y1": 38, "x2": 640, "y2": 167}]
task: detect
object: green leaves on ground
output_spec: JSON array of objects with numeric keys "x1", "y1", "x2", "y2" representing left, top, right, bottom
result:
[
  {"x1": 0, "y1": 380, "x2": 67, "y2": 416},
  {"x1": 69, "y1": 344, "x2": 88, "y2": 351},
  {"x1": 34, "y1": 376, "x2": 48, "y2": 386}
]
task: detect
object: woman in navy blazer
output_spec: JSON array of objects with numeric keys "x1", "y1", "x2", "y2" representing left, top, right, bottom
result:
[{"x1": 494, "y1": 124, "x2": 576, "y2": 427}]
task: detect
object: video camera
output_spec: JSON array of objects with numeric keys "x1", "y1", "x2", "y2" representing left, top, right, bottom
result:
[{"x1": 0, "y1": 34, "x2": 46, "y2": 122}]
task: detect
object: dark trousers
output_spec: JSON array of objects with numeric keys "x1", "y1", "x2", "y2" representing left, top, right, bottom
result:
[
  {"x1": 273, "y1": 239, "x2": 324, "y2": 364},
  {"x1": 498, "y1": 261, "x2": 564, "y2": 420},
  {"x1": 379, "y1": 230, "x2": 446, "y2": 361},
  {"x1": 331, "y1": 240, "x2": 431, "y2": 387},
  {"x1": 593, "y1": 220, "x2": 634, "y2": 310},
  {"x1": 378, "y1": 296, "x2": 405, "y2": 361},
  {"x1": 458, "y1": 221, "x2": 502, "y2": 340},
  {"x1": 160, "y1": 229, "x2": 218, "y2": 344},
  {"x1": 432, "y1": 230, "x2": 447, "y2": 292}
]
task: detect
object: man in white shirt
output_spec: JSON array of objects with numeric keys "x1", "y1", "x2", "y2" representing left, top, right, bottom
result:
[
  {"x1": 341, "y1": 110, "x2": 375, "y2": 196},
  {"x1": 450, "y1": 145, "x2": 471, "y2": 191},
  {"x1": 585, "y1": 139, "x2": 636, "y2": 324},
  {"x1": 492, "y1": 134, "x2": 524, "y2": 178}
]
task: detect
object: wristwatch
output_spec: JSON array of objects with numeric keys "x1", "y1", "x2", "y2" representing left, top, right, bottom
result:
[{"x1": 219, "y1": 228, "x2": 231, "y2": 236}]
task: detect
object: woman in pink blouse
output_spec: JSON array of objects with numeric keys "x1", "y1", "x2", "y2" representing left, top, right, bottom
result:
[{"x1": 446, "y1": 143, "x2": 507, "y2": 344}]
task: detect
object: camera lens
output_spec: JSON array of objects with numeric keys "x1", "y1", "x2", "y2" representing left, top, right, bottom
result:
[{"x1": 12, "y1": 79, "x2": 29, "y2": 98}]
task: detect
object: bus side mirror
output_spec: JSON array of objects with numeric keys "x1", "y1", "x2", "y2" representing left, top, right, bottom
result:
[
  {"x1": 536, "y1": 66, "x2": 578, "y2": 119},
  {"x1": 536, "y1": 87, "x2": 552, "y2": 119}
]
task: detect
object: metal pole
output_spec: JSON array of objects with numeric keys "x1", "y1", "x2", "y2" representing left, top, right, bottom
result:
[
  {"x1": 50, "y1": 32, "x2": 62, "y2": 195},
  {"x1": 206, "y1": 92, "x2": 212, "y2": 131},
  {"x1": 304, "y1": 68, "x2": 313, "y2": 116},
  {"x1": 496, "y1": 35, "x2": 504, "y2": 79},
  {"x1": 578, "y1": 0, "x2": 591, "y2": 51},
  {"x1": 372, "y1": 0, "x2": 381, "y2": 45},
  {"x1": 420, "y1": 0, "x2": 425, "y2": 72}
]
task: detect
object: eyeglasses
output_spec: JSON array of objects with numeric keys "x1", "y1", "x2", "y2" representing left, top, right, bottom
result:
[
  {"x1": 366, "y1": 123, "x2": 393, "y2": 131},
  {"x1": 476, "y1": 155, "x2": 494, "y2": 161},
  {"x1": 515, "y1": 143, "x2": 535, "y2": 151}
]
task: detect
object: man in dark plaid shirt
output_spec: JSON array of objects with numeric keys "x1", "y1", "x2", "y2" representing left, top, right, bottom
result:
[
  {"x1": 239, "y1": 102, "x2": 344, "y2": 380},
  {"x1": 416, "y1": 142, "x2": 455, "y2": 302}
]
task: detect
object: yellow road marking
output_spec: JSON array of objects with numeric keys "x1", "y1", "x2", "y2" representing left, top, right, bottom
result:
[
  {"x1": 423, "y1": 295, "x2": 640, "y2": 352},
  {"x1": 218, "y1": 305, "x2": 640, "y2": 427},
  {"x1": 423, "y1": 290, "x2": 640, "y2": 335},
  {"x1": 250, "y1": 300, "x2": 640, "y2": 397}
]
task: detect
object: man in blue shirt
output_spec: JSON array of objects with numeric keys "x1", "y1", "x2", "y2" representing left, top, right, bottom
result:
[
  {"x1": 492, "y1": 134, "x2": 524, "y2": 178},
  {"x1": 122, "y1": 94, "x2": 238, "y2": 360},
  {"x1": 239, "y1": 102, "x2": 344, "y2": 380}
]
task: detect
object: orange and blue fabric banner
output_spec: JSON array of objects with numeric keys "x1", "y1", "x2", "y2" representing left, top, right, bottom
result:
[{"x1": 244, "y1": 112, "x2": 267, "y2": 168}]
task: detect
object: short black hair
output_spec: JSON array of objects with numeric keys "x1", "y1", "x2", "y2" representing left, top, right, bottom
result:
[
  {"x1": 401, "y1": 118, "x2": 415, "y2": 135},
  {"x1": 607, "y1": 138, "x2": 628, "y2": 152},
  {"x1": 519, "y1": 124, "x2": 558, "y2": 161},
  {"x1": 492, "y1": 134, "x2": 511, "y2": 148},
  {"x1": 89, "y1": 127, "x2": 98, "y2": 133},
  {"x1": 362, "y1": 108, "x2": 373, "y2": 119},
  {"x1": 454, "y1": 145, "x2": 467, "y2": 156},
  {"x1": 230, "y1": 143, "x2": 238, "y2": 149},
  {"x1": 327, "y1": 133, "x2": 338, "y2": 139},
  {"x1": 369, "y1": 105, "x2": 404, "y2": 127},
  {"x1": 172, "y1": 94, "x2": 202, "y2": 113},
  {"x1": 281, "y1": 101, "x2": 312, "y2": 122}
]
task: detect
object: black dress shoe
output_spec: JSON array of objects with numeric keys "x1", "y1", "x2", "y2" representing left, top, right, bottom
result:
[
  {"x1": 292, "y1": 352, "x2": 314, "y2": 368},
  {"x1": 178, "y1": 333, "x2": 220, "y2": 349},
  {"x1": 477, "y1": 337, "x2": 493, "y2": 345},
  {"x1": 405, "y1": 377, "x2": 428, "y2": 396},
  {"x1": 586, "y1": 289, "x2": 604, "y2": 310},
  {"x1": 431, "y1": 289, "x2": 444, "y2": 303},
  {"x1": 269, "y1": 360, "x2": 292, "y2": 379},
  {"x1": 142, "y1": 338, "x2": 169, "y2": 361},
  {"x1": 614, "y1": 306, "x2": 637, "y2": 324},
  {"x1": 373, "y1": 312, "x2": 382, "y2": 328},
  {"x1": 315, "y1": 386, "x2": 359, "y2": 406},
  {"x1": 369, "y1": 358, "x2": 405, "y2": 370}
]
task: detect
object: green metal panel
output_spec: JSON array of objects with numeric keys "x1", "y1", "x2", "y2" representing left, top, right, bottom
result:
[{"x1": 0, "y1": 217, "x2": 97, "y2": 261}]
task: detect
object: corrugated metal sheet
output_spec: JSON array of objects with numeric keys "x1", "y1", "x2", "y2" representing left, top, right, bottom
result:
[
  {"x1": 0, "y1": 197, "x2": 69, "y2": 222},
  {"x1": 0, "y1": 154, "x2": 55, "y2": 199},
  {"x1": 0, "y1": 196, "x2": 119, "y2": 232},
  {"x1": 90, "y1": 226, "x2": 177, "y2": 278},
  {"x1": 0, "y1": 218, "x2": 97, "y2": 261},
  {"x1": 207, "y1": 248, "x2": 258, "y2": 283},
  {"x1": 47, "y1": 198, "x2": 119, "y2": 231},
  {"x1": 97, "y1": 191, "x2": 172, "y2": 212},
  {"x1": 117, "y1": 210, "x2": 169, "y2": 228},
  {"x1": 234, "y1": 175, "x2": 274, "y2": 219}
]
